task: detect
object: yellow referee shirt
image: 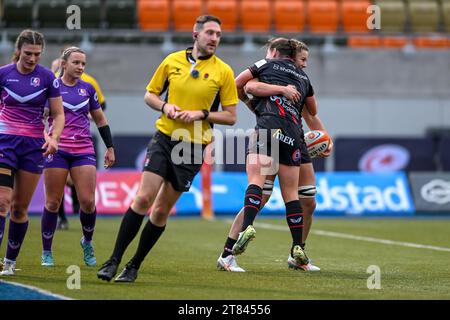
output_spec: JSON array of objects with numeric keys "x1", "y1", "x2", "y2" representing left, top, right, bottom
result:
[
  {"x1": 146, "y1": 48, "x2": 238, "y2": 144},
  {"x1": 81, "y1": 73, "x2": 105, "y2": 106}
]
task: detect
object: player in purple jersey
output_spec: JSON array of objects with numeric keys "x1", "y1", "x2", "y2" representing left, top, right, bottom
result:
[
  {"x1": 0, "y1": 30, "x2": 64, "y2": 276},
  {"x1": 40, "y1": 47, "x2": 115, "y2": 267}
]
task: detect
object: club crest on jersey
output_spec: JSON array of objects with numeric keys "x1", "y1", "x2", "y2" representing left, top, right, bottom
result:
[
  {"x1": 30, "y1": 77, "x2": 40, "y2": 87},
  {"x1": 78, "y1": 88, "x2": 87, "y2": 96}
]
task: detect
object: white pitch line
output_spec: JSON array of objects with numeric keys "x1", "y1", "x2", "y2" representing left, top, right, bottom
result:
[{"x1": 228, "y1": 220, "x2": 450, "y2": 253}]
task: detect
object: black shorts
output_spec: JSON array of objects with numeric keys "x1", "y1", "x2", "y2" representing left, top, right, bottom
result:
[
  {"x1": 143, "y1": 131, "x2": 206, "y2": 192},
  {"x1": 300, "y1": 140, "x2": 312, "y2": 164},
  {"x1": 248, "y1": 116, "x2": 304, "y2": 166}
]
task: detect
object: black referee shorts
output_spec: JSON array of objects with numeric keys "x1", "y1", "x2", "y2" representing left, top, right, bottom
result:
[{"x1": 143, "y1": 131, "x2": 206, "y2": 192}]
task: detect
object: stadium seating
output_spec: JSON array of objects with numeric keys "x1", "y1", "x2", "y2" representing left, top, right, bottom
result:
[
  {"x1": 307, "y1": 0, "x2": 339, "y2": 33},
  {"x1": 138, "y1": 0, "x2": 169, "y2": 31},
  {"x1": 172, "y1": 0, "x2": 203, "y2": 32},
  {"x1": 381, "y1": 36, "x2": 409, "y2": 48},
  {"x1": 105, "y1": 0, "x2": 136, "y2": 29},
  {"x1": 373, "y1": 0, "x2": 406, "y2": 33},
  {"x1": 37, "y1": 0, "x2": 70, "y2": 29},
  {"x1": 205, "y1": 0, "x2": 238, "y2": 32},
  {"x1": 273, "y1": 0, "x2": 305, "y2": 33},
  {"x1": 73, "y1": 0, "x2": 101, "y2": 29},
  {"x1": 3, "y1": 0, "x2": 34, "y2": 28},
  {"x1": 413, "y1": 36, "x2": 450, "y2": 49},
  {"x1": 341, "y1": 0, "x2": 372, "y2": 33},
  {"x1": 240, "y1": 0, "x2": 272, "y2": 32},
  {"x1": 347, "y1": 35, "x2": 382, "y2": 48},
  {"x1": 443, "y1": 0, "x2": 450, "y2": 33},
  {"x1": 408, "y1": 0, "x2": 440, "y2": 33}
]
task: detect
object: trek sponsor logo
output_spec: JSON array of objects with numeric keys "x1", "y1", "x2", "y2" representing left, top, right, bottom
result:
[
  {"x1": 420, "y1": 179, "x2": 450, "y2": 205},
  {"x1": 272, "y1": 129, "x2": 295, "y2": 146},
  {"x1": 316, "y1": 174, "x2": 414, "y2": 214}
]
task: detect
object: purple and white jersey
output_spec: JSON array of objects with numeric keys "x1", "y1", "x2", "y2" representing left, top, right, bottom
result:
[
  {"x1": 49, "y1": 78, "x2": 101, "y2": 154},
  {"x1": 0, "y1": 63, "x2": 61, "y2": 138}
]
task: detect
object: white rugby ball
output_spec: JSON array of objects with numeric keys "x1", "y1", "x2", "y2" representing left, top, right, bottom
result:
[{"x1": 304, "y1": 130, "x2": 330, "y2": 158}]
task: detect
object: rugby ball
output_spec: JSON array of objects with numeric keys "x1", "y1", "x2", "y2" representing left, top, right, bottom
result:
[{"x1": 304, "y1": 130, "x2": 330, "y2": 158}]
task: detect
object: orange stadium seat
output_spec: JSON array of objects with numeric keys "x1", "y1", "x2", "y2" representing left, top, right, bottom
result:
[
  {"x1": 172, "y1": 0, "x2": 203, "y2": 32},
  {"x1": 138, "y1": 0, "x2": 169, "y2": 31},
  {"x1": 381, "y1": 36, "x2": 409, "y2": 48},
  {"x1": 307, "y1": 0, "x2": 339, "y2": 33},
  {"x1": 347, "y1": 36, "x2": 382, "y2": 48},
  {"x1": 413, "y1": 36, "x2": 450, "y2": 49},
  {"x1": 341, "y1": 0, "x2": 372, "y2": 33},
  {"x1": 240, "y1": 0, "x2": 272, "y2": 32},
  {"x1": 273, "y1": 0, "x2": 305, "y2": 33},
  {"x1": 205, "y1": 0, "x2": 238, "y2": 32}
]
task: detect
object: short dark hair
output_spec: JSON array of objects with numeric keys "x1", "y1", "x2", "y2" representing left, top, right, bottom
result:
[{"x1": 194, "y1": 15, "x2": 221, "y2": 31}]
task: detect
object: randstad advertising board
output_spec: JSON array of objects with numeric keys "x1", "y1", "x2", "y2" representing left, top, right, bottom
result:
[
  {"x1": 29, "y1": 171, "x2": 414, "y2": 216},
  {"x1": 176, "y1": 172, "x2": 415, "y2": 216}
]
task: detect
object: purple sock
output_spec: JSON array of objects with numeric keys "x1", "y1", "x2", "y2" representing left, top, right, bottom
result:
[
  {"x1": 6, "y1": 220, "x2": 29, "y2": 261},
  {"x1": 0, "y1": 215, "x2": 6, "y2": 249},
  {"x1": 41, "y1": 208, "x2": 58, "y2": 252},
  {"x1": 80, "y1": 209, "x2": 96, "y2": 243}
]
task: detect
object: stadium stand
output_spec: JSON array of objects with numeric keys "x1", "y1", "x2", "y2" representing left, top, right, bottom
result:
[
  {"x1": 105, "y1": 0, "x2": 137, "y2": 29},
  {"x1": 444, "y1": 0, "x2": 450, "y2": 32},
  {"x1": 3, "y1": 0, "x2": 34, "y2": 28},
  {"x1": 1, "y1": 0, "x2": 450, "y2": 51},
  {"x1": 408, "y1": 0, "x2": 440, "y2": 33},
  {"x1": 373, "y1": 0, "x2": 406, "y2": 33},
  {"x1": 307, "y1": 0, "x2": 339, "y2": 33},
  {"x1": 341, "y1": 0, "x2": 372, "y2": 33},
  {"x1": 74, "y1": 0, "x2": 102, "y2": 29},
  {"x1": 347, "y1": 35, "x2": 382, "y2": 47},
  {"x1": 413, "y1": 36, "x2": 450, "y2": 48},
  {"x1": 205, "y1": 0, "x2": 238, "y2": 32},
  {"x1": 172, "y1": 0, "x2": 203, "y2": 32},
  {"x1": 273, "y1": 0, "x2": 305, "y2": 33},
  {"x1": 138, "y1": 0, "x2": 169, "y2": 31},
  {"x1": 240, "y1": 0, "x2": 272, "y2": 32},
  {"x1": 37, "y1": 0, "x2": 68, "y2": 29},
  {"x1": 381, "y1": 36, "x2": 409, "y2": 48}
]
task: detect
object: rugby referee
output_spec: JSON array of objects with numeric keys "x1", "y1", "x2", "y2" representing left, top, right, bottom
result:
[{"x1": 97, "y1": 15, "x2": 238, "y2": 283}]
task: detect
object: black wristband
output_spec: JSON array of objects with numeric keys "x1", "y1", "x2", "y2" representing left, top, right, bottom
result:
[
  {"x1": 161, "y1": 102, "x2": 167, "y2": 113},
  {"x1": 201, "y1": 109, "x2": 210, "y2": 120},
  {"x1": 98, "y1": 125, "x2": 114, "y2": 148}
]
